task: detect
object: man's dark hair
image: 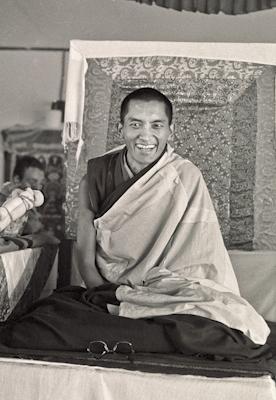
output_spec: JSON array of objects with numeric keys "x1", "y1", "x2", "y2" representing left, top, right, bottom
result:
[
  {"x1": 120, "y1": 87, "x2": 173, "y2": 125},
  {"x1": 13, "y1": 155, "x2": 44, "y2": 180}
]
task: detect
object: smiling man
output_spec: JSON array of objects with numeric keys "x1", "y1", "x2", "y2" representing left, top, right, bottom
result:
[
  {"x1": 76, "y1": 88, "x2": 175, "y2": 288},
  {"x1": 118, "y1": 88, "x2": 173, "y2": 174},
  {"x1": 74, "y1": 87, "x2": 269, "y2": 358},
  {"x1": 0, "y1": 88, "x2": 271, "y2": 361}
]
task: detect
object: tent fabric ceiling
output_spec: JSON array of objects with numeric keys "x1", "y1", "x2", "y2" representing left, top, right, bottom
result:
[{"x1": 128, "y1": 0, "x2": 276, "y2": 14}]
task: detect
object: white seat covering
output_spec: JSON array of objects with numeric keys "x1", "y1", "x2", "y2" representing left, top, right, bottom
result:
[
  {"x1": 0, "y1": 358, "x2": 275, "y2": 400},
  {"x1": 230, "y1": 250, "x2": 276, "y2": 322}
]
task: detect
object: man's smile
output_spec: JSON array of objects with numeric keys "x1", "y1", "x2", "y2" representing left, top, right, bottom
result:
[{"x1": 135, "y1": 143, "x2": 157, "y2": 153}]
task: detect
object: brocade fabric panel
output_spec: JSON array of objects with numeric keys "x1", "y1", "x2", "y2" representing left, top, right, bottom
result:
[
  {"x1": 254, "y1": 67, "x2": 276, "y2": 250},
  {"x1": 64, "y1": 56, "x2": 276, "y2": 250},
  {"x1": 229, "y1": 83, "x2": 257, "y2": 249}
]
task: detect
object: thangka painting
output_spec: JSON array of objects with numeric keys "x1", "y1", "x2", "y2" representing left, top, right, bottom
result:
[{"x1": 63, "y1": 41, "x2": 276, "y2": 250}]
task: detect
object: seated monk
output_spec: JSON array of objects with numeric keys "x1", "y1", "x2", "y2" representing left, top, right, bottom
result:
[{"x1": 0, "y1": 88, "x2": 271, "y2": 361}]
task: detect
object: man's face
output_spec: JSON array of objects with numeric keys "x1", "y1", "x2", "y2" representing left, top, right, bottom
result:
[
  {"x1": 21, "y1": 167, "x2": 45, "y2": 191},
  {"x1": 119, "y1": 99, "x2": 173, "y2": 173}
]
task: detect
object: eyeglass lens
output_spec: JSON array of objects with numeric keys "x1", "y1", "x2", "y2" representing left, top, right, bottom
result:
[
  {"x1": 87, "y1": 341, "x2": 108, "y2": 354},
  {"x1": 87, "y1": 340, "x2": 134, "y2": 358},
  {"x1": 113, "y1": 341, "x2": 134, "y2": 354}
]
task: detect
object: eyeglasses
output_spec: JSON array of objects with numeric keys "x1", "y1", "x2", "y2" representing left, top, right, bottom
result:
[{"x1": 87, "y1": 340, "x2": 135, "y2": 360}]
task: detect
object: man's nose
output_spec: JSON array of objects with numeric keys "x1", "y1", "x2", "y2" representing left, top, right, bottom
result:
[{"x1": 139, "y1": 124, "x2": 152, "y2": 138}]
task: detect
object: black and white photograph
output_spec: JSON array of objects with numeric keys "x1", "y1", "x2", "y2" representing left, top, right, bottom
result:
[{"x1": 0, "y1": 1, "x2": 276, "y2": 399}]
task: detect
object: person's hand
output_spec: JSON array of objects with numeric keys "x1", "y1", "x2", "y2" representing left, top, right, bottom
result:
[
  {"x1": 1, "y1": 181, "x2": 19, "y2": 197},
  {"x1": 28, "y1": 231, "x2": 61, "y2": 246}
]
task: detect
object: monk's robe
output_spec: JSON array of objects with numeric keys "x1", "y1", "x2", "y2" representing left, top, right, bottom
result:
[
  {"x1": 0, "y1": 145, "x2": 271, "y2": 361},
  {"x1": 88, "y1": 144, "x2": 269, "y2": 346}
]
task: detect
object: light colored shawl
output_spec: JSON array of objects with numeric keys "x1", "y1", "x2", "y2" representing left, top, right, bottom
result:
[{"x1": 94, "y1": 145, "x2": 269, "y2": 345}]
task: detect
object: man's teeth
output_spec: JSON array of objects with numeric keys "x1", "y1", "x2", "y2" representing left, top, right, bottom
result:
[{"x1": 136, "y1": 144, "x2": 156, "y2": 149}]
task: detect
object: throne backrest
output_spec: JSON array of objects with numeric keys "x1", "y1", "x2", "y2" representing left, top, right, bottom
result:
[{"x1": 63, "y1": 42, "x2": 276, "y2": 251}]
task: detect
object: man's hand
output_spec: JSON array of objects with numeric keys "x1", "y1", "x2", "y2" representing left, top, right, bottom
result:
[{"x1": 76, "y1": 175, "x2": 104, "y2": 288}]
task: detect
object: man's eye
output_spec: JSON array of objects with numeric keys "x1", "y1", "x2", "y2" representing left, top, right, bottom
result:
[
  {"x1": 152, "y1": 123, "x2": 163, "y2": 129},
  {"x1": 130, "y1": 122, "x2": 140, "y2": 128}
]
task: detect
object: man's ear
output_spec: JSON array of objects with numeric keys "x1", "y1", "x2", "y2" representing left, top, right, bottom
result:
[
  {"x1": 117, "y1": 122, "x2": 123, "y2": 134},
  {"x1": 169, "y1": 123, "x2": 174, "y2": 140}
]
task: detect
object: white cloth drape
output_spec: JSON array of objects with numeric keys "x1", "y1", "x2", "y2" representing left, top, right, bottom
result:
[{"x1": 0, "y1": 358, "x2": 275, "y2": 400}]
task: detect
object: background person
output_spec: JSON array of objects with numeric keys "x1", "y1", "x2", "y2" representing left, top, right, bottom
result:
[{"x1": 0, "y1": 156, "x2": 45, "y2": 235}]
